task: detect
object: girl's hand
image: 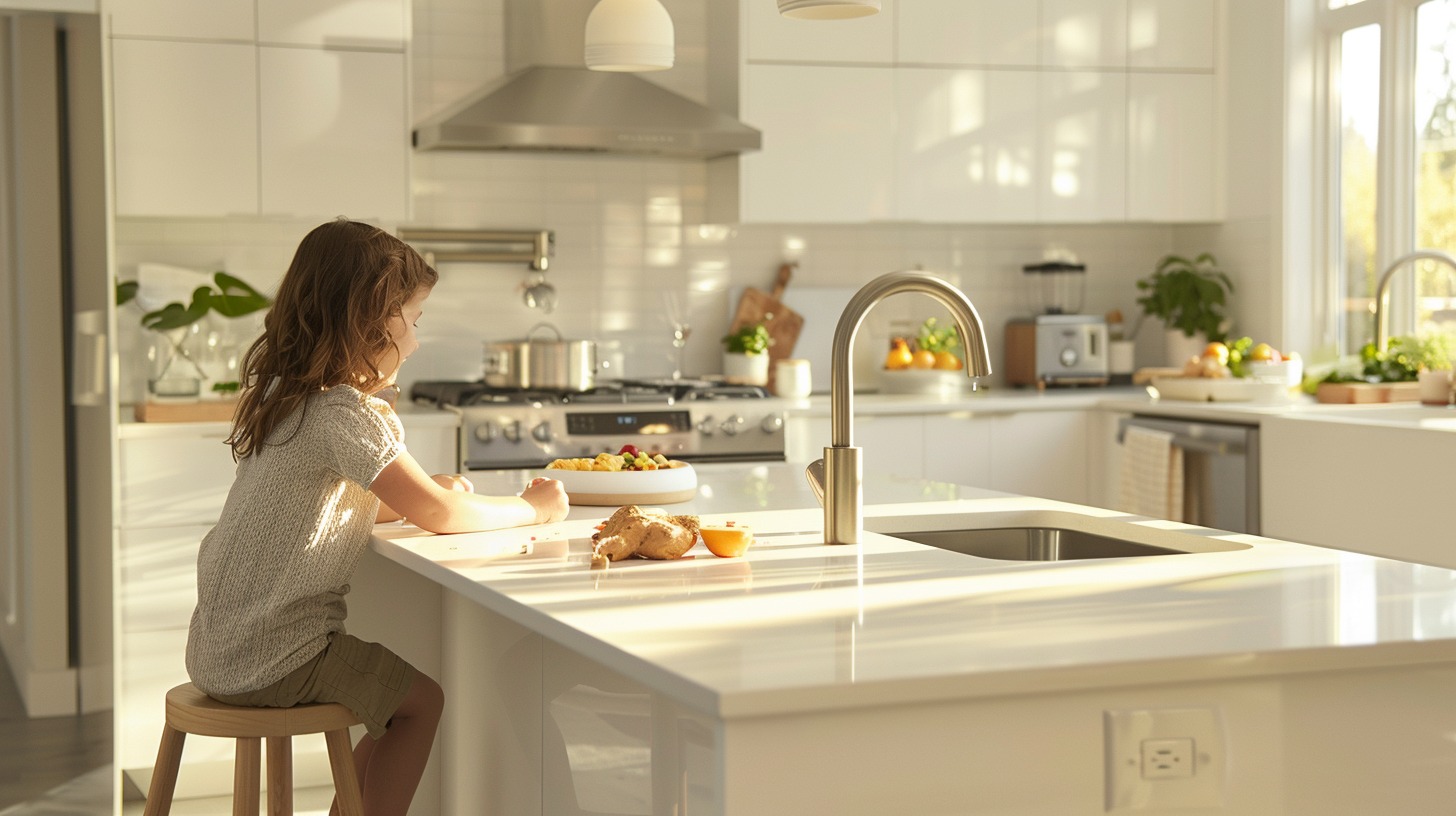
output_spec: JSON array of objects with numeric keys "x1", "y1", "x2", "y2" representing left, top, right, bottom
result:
[
  {"x1": 520, "y1": 477, "x2": 569, "y2": 525},
  {"x1": 431, "y1": 473, "x2": 474, "y2": 493}
]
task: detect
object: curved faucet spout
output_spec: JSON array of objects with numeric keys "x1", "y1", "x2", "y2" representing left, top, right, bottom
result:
[
  {"x1": 1374, "y1": 249, "x2": 1456, "y2": 351},
  {"x1": 809, "y1": 271, "x2": 993, "y2": 545}
]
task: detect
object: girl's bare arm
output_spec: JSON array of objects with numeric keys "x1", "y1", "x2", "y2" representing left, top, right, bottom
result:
[{"x1": 370, "y1": 450, "x2": 568, "y2": 533}]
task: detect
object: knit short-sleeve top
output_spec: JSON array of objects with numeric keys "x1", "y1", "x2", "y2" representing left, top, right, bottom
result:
[{"x1": 186, "y1": 385, "x2": 405, "y2": 696}]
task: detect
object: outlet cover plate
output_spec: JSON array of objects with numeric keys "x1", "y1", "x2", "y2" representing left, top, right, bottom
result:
[{"x1": 1105, "y1": 707, "x2": 1225, "y2": 811}]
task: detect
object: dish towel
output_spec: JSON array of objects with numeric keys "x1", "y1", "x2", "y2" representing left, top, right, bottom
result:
[{"x1": 1117, "y1": 426, "x2": 1185, "y2": 522}]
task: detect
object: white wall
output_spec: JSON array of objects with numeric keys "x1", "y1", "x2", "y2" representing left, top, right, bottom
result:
[{"x1": 113, "y1": 0, "x2": 1196, "y2": 401}]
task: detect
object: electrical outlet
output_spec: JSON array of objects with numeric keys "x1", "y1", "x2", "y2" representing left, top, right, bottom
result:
[
  {"x1": 1141, "y1": 738, "x2": 1195, "y2": 779},
  {"x1": 1105, "y1": 708, "x2": 1224, "y2": 811}
]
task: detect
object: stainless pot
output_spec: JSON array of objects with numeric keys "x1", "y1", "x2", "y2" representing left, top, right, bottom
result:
[{"x1": 483, "y1": 323, "x2": 597, "y2": 391}]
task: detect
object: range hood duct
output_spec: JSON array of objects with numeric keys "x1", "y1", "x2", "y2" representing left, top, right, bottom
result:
[{"x1": 413, "y1": 0, "x2": 760, "y2": 159}]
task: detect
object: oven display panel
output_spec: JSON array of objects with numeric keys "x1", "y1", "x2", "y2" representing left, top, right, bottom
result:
[{"x1": 565, "y1": 410, "x2": 692, "y2": 436}]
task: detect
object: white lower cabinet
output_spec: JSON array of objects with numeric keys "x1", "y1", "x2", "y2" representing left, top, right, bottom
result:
[{"x1": 788, "y1": 408, "x2": 1091, "y2": 504}]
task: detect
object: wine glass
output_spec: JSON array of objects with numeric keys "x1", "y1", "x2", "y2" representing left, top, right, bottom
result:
[{"x1": 663, "y1": 292, "x2": 692, "y2": 380}]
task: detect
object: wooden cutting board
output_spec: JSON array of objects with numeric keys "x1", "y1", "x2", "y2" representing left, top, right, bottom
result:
[{"x1": 729, "y1": 263, "x2": 804, "y2": 390}]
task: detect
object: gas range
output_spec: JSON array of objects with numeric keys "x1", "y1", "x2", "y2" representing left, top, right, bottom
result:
[{"x1": 410, "y1": 378, "x2": 788, "y2": 471}]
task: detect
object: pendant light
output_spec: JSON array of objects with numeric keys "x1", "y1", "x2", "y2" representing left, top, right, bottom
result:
[
  {"x1": 777, "y1": 0, "x2": 881, "y2": 20},
  {"x1": 584, "y1": 0, "x2": 675, "y2": 72}
]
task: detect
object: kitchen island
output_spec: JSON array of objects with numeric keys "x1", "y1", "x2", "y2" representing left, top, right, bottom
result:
[{"x1": 367, "y1": 462, "x2": 1456, "y2": 815}]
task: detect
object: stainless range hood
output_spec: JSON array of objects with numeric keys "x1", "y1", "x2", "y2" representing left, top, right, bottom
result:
[{"x1": 413, "y1": 0, "x2": 760, "y2": 160}]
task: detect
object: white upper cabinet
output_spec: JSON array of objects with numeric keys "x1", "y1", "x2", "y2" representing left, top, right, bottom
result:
[
  {"x1": 111, "y1": 39, "x2": 259, "y2": 218},
  {"x1": 1127, "y1": 72, "x2": 1219, "y2": 222},
  {"x1": 740, "y1": 64, "x2": 896, "y2": 223},
  {"x1": 897, "y1": 0, "x2": 1038, "y2": 67},
  {"x1": 256, "y1": 0, "x2": 407, "y2": 49},
  {"x1": 895, "y1": 67, "x2": 1038, "y2": 223},
  {"x1": 260, "y1": 47, "x2": 409, "y2": 220},
  {"x1": 1038, "y1": 70, "x2": 1127, "y2": 222},
  {"x1": 745, "y1": 0, "x2": 894, "y2": 64},
  {"x1": 1127, "y1": 0, "x2": 1217, "y2": 70},
  {"x1": 106, "y1": 0, "x2": 254, "y2": 40},
  {"x1": 1041, "y1": 0, "x2": 1128, "y2": 68}
]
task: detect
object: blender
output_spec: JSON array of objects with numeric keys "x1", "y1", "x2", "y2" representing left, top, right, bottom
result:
[{"x1": 1005, "y1": 260, "x2": 1110, "y2": 387}]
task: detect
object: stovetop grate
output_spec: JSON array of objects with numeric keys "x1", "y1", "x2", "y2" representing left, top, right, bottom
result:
[{"x1": 410, "y1": 378, "x2": 770, "y2": 408}]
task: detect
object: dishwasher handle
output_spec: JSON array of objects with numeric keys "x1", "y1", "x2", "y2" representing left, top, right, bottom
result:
[{"x1": 1117, "y1": 416, "x2": 1251, "y2": 456}]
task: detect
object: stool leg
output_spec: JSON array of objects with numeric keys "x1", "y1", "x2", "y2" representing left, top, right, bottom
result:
[
  {"x1": 234, "y1": 736, "x2": 261, "y2": 816},
  {"x1": 267, "y1": 736, "x2": 292, "y2": 816},
  {"x1": 323, "y1": 728, "x2": 365, "y2": 816},
  {"x1": 142, "y1": 724, "x2": 186, "y2": 816}
]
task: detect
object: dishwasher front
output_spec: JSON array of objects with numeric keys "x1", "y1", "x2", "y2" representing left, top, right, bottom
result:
[{"x1": 1118, "y1": 415, "x2": 1261, "y2": 535}]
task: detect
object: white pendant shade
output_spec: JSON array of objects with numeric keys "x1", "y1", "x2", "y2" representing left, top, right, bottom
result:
[
  {"x1": 585, "y1": 0, "x2": 675, "y2": 72},
  {"x1": 777, "y1": 0, "x2": 881, "y2": 20}
]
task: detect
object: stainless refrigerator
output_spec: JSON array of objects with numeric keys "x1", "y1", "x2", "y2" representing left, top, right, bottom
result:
[{"x1": 0, "y1": 9, "x2": 115, "y2": 720}]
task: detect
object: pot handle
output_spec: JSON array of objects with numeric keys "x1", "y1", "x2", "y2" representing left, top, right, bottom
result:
[{"x1": 527, "y1": 322, "x2": 563, "y2": 341}]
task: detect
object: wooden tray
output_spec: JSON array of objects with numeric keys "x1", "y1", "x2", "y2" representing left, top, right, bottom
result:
[
  {"x1": 539, "y1": 463, "x2": 698, "y2": 506},
  {"x1": 134, "y1": 400, "x2": 238, "y2": 423},
  {"x1": 1315, "y1": 381, "x2": 1421, "y2": 404},
  {"x1": 729, "y1": 263, "x2": 803, "y2": 391}
]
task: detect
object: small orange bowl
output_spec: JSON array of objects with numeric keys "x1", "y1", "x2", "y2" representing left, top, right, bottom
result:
[{"x1": 701, "y1": 524, "x2": 753, "y2": 558}]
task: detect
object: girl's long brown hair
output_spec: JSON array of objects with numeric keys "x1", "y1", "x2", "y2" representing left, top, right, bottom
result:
[{"x1": 226, "y1": 219, "x2": 438, "y2": 459}]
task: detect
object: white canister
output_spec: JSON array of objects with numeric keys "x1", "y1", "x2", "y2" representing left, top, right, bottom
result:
[
  {"x1": 774, "y1": 358, "x2": 812, "y2": 398},
  {"x1": 1418, "y1": 369, "x2": 1453, "y2": 405}
]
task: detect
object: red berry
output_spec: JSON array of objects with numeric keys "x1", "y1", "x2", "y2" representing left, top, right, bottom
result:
[{"x1": 618, "y1": 444, "x2": 638, "y2": 456}]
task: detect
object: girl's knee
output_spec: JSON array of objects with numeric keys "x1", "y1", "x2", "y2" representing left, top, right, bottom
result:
[{"x1": 408, "y1": 672, "x2": 444, "y2": 719}]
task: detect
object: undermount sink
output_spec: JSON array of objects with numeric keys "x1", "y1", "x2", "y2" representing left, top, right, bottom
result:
[{"x1": 885, "y1": 527, "x2": 1182, "y2": 561}]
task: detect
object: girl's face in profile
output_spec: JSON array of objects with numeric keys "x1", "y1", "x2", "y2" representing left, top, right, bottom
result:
[{"x1": 374, "y1": 287, "x2": 430, "y2": 381}]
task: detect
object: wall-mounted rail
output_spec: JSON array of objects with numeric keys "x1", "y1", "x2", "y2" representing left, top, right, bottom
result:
[{"x1": 399, "y1": 228, "x2": 554, "y2": 271}]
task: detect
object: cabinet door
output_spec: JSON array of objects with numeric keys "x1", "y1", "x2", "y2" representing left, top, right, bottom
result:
[
  {"x1": 921, "y1": 414, "x2": 993, "y2": 488},
  {"x1": 112, "y1": 39, "x2": 259, "y2": 217},
  {"x1": 856, "y1": 415, "x2": 925, "y2": 480},
  {"x1": 108, "y1": 0, "x2": 254, "y2": 40},
  {"x1": 740, "y1": 64, "x2": 895, "y2": 223},
  {"x1": 895, "y1": 68, "x2": 1038, "y2": 223},
  {"x1": 402, "y1": 421, "x2": 460, "y2": 475},
  {"x1": 1041, "y1": 0, "x2": 1128, "y2": 68},
  {"x1": 1127, "y1": 73, "x2": 1218, "y2": 222},
  {"x1": 119, "y1": 431, "x2": 238, "y2": 527},
  {"x1": 1037, "y1": 70, "x2": 1126, "y2": 222},
  {"x1": 257, "y1": 0, "x2": 407, "y2": 49},
  {"x1": 259, "y1": 47, "x2": 409, "y2": 220},
  {"x1": 897, "y1": 0, "x2": 1037, "y2": 67},
  {"x1": 987, "y1": 410, "x2": 1089, "y2": 504},
  {"x1": 744, "y1": 0, "x2": 894, "y2": 64},
  {"x1": 1127, "y1": 0, "x2": 1217, "y2": 71},
  {"x1": 118, "y1": 524, "x2": 208, "y2": 634}
]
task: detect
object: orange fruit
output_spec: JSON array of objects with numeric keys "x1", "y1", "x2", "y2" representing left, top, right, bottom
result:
[
  {"x1": 910, "y1": 349, "x2": 937, "y2": 369},
  {"x1": 932, "y1": 350, "x2": 963, "y2": 371},
  {"x1": 884, "y1": 339, "x2": 913, "y2": 370},
  {"x1": 701, "y1": 524, "x2": 753, "y2": 558},
  {"x1": 1201, "y1": 342, "x2": 1229, "y2": 365}
]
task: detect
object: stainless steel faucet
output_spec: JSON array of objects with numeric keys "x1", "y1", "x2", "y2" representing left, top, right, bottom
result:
[
  {"x1": 1373, "y1": 249, "x2": 1456, "y2": 351},
  {"x1": 805, "y1": 271, "x2": 993, "y2": 545}
]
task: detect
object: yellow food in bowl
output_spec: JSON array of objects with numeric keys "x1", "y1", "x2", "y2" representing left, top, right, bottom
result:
[{"x1": 700, "y1": 524, "x2": 753, "y2": 558}]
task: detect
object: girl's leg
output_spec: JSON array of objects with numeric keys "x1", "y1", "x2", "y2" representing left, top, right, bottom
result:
[{"x1": 330, "y1": 673, "x2": 445, "y2": 816}]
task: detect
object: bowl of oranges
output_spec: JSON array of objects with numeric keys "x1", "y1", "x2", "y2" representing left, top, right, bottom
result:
[{"x1": 879, "y1": 318, "x2": 973, "y2": 394}]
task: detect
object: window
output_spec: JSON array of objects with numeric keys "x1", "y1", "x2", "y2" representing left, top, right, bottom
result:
[{"x1": 1323, "y1": 0, "x2": 1456, "y2": 355}]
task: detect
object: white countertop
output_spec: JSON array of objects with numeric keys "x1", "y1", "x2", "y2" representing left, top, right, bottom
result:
[{"x1": 369, "y1": 462, "x2": 1456, "y2": 721}]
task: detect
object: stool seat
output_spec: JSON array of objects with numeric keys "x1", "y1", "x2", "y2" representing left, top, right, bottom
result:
[{"x1": 144, "y1": 682, "x2": 365, "y2": 816}]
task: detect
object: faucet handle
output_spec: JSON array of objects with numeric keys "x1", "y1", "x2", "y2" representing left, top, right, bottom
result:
[{"x1": 805, "y1": 459, "x2": 826, "y2": 507}]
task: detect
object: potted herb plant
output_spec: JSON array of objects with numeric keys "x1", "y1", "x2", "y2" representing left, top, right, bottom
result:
[
  {"x1": 721, "y1": 323, "x2": 772, "y2": 386},
  {"x1": 1135, "y1": 252, "x2": 1235, "y2": 366},
  {"x1": 117, "y1": 271, "x2": 271, "y2": 398}
]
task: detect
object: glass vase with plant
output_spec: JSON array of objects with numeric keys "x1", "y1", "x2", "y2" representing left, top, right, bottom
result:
[{"x1": 117, "y1": 272, "x2": 271, "y2": 398}]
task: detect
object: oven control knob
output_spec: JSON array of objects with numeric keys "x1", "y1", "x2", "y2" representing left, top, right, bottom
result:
[
  {"x1": 720, "y1": 414, "x2": 745, "y2": 436},
  {"x1": 531, "y1": 421, "x2": 552, "y2": 443},
  {"x1": 695, "y1": 415, "x2": 715, "y2": 435},
  {"x1": 473, "y1": 422, "x2": 498, "y2": 443},
  {"x1": 502, "y1": 420, "x2": 522, "y2": 443},
  {"x1": 760, "y1": 413, "x2": 784, "y2": 434},
  {"x1": 1059, "y1": 347, "x2": 1079, "y2": 367}
]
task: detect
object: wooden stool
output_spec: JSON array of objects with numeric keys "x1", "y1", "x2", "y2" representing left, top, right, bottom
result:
[{"x1": 143, "y1": 682, "x2": 365, "y2": 816}]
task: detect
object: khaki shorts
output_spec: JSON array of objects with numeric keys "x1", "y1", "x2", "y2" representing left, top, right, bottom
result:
[{"x1": 209, "y1": 633, "x2": 415, "y2": 739}]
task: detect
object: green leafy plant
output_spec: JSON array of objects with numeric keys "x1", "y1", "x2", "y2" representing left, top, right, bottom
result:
[
  {"x1": 115, "y1": 271, "x2": 271, "y2": 330},
  {"x1": 1135, "y1": 253, "x2": 1234, "y2": 342},
  {"x1": 1306, "y1": 333, "x2": 1456, "y2": 392},
  {"x1": 721, "y1": 323, "x2": 771, "y2": 355}
]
